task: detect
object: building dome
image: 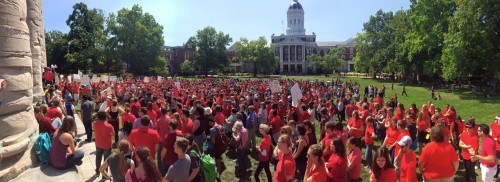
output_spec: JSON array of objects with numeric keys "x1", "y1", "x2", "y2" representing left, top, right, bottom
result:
[{"x1": 288, "y1": 0, "x2": 303, "y2": 10}]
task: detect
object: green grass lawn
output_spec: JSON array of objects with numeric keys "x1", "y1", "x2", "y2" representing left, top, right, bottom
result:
[{"x1": 80, "y1": 75, "x2": 499, "y2": 181}]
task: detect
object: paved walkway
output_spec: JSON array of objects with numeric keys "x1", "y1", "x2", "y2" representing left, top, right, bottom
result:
[{"x1": 11, "y1": 114, "x2": 103, "y2": 182}]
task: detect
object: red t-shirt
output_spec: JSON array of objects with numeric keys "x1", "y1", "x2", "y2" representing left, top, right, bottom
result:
[
  {"x1": 419, "y1": 141, "x2": 459, "y2": 179},
  {"x1": 128, "y1": 128, "x2": 161, "y2": 158},
  {"x1": 122, "y1": 113, "x2": 136, "y2": 127},
  {"x1": 347, "y1": 148, "x2": 362, "y2": 179},
  {"x1": 417, "y1": 119, "x2": 429, "y2": 132},
  {"x1": 400, "y1": 151, "x2": 418, "y2": 182},
  {"x1": 36, "y1": 114, "x2": 56, "y2": 133},
  {"x1": 459, "y1": 132, "x2": 479, "y2": 160},
  {"x1": 394, "y1": 130, "x2": 410, "y2": 156},
  {"x1": 146, "y1": 110, "x2": 157, "y2": 127},
  {"x1": 274, "y1": 152, "x2": 296, "y2": 182},
  {"x1": 385, "y1": 127, "x2": 399, "y2": 147},
  {"x1": 162, "y1": 130, "x2": 183, "y2": 167},
  {"x1": 490, "y1": 122, "x2": 500, "y2": 151},
  {"x1": 93, "y1": 121, "x2": 114, "y2": 149},
  {"x1": 73, "y1": 84, "x2": 80, "y2": 94},
  {"x1": 308, "y1": 163, "x2": 327, "y2": 182},
  {"x1": 327, "y1": 154, "x2": 347, "y2": 182},
  {"x1": 370, "y1": 168, "x2": 396, "y2": 182},
  {"x1": 258, "y1": 135, "x2": 272, "y2": 161},
  {"x1": 348, "y1": 118, "x2": 363, "y2": 138},
  {"x1": 345, "y1": 105, "x2": 358, "y2": 117},
  {"x1": 156, "y1": 115, "x2": 170, "y2": 140},
  {"x1": 45, "y1": 107, "x2": 63, "y2": 120},
  {"x1": 480, "y1": 135, "x2": 497, "y2": 167},
  {"x1": 270, "y1": 116, "x2": 282, "y2": 134},
  {"x1": 181, "y1": 118, "x2": 194, "y2": 134},
  {"x1": 365, "y1": 126, "x2": 375, "y2": 145},
  {"x1": 321, "y1": 134, "x2": 336, "y2": 161},
  {"x1": 44, "y1": 70, "x2": 53, "y2": 82},
  {"x1": 215, "y1": 112, "x2": 225, "y2": 126}
]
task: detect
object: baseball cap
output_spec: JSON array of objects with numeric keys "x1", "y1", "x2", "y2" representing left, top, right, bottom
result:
[{"x1": 397, "y1": 136, "x2": 412, "y2": 146}]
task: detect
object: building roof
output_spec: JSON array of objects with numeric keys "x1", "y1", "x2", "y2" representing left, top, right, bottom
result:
[
  {"x1": 289, "y1": 0, "x2": 303, "y2": 10},
  {"x1": 317, "y1": 38, "x2": 354, "y2": 47}
]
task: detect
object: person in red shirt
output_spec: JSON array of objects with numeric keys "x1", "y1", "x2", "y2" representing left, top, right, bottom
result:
[
  {"x1": 473, "y1": 124, "x2": 498, "y2": 182},
  {"x1": 364, "y1": 116, "x2": 376, "y2": 168},
  {"x1": 382, "y1": 118, "x2": 398, "y2": 165},
  {"x1": 160, "y1": 119, "x2": 183, "y2": 175},
  {"x1": 269, "y1": 110, "x2": 282, "y2": 143},
  {"x1": 214, "y1": 105, "x2": 225, "y2": 126},
  {"x1": 345, "y1": 102, "x2": 358, "y2": 119},
  {"x1": 45, "y1": 98, "x2": 63, "y2": 120},
  {"x1": 128, "y1": 115, "x2": 161, "y2": 163},
  {"x1": 156, "y1": 108, "x2": 171, "y2": 141},
  {"x1": 146, "y1": 102, "x2": 157, "y2": 127},
  {"x1": 419, "y1": 126, "x2": 459, "y2": 181},
  {"x1": 391, "y1": 120, "x2": 409, "y2": 158},
  {"x1": 417, "y1": 109, "x2": 430, "y2": 152},
  {"x1": 72, "y1": 83, "x2": 80, "y2": 104},
  {"x1": 489, "y1": 115, "x2": 500, "y2": 163},
  {"x1": 303, "y1": 144, "x2": 327, "y2": 182},
  {"x1": 347, "y1": 137, "x2": 362, "y2": 181},
  {"x1": 347, "y1": 110, "x2": 364, "y2": 141},
  {"x1": 321, "y1": 121, "x2": 336, "y2": 161},
  {"x1": 254, "y1": 124, "x2": 272, "y2": 182},
  {"x1": 121, "y1": 105, "x2": 136, "y2": 129},
  {"x1": 35, "y1": 105, "x2": 57, "y2": 135},
  {"x1": 93, "y1": 111, "x2": 114, "y2": 174},
  {"x1": 395, "y1": 103, "x2": 405, "y2": 120},
  {"x1": 180, "y1": 109, "x2": 194, "y2": 134},
  {"x1": 43, "y1": 68, "x2": 54, "y2": 85},
  {"x1": 396, "y1": 136, "x2": 418, "y2": 182},
  {"x1": 370, "y1": 147, "x2": 396, "y2": 182},
  {"x1": 459, "y1": 119, "x2": 479, "y2": 182},
  {"x1": 273, "y1": 135, "x2": 295, "y2": 182},
  {"x1": 327, "y1": 137, "x2": 347, "y2": 182}
]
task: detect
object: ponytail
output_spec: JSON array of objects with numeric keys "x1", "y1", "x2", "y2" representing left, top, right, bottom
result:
[{"x1": 118, "y1": 152, "x2": 126, "y2": 177}]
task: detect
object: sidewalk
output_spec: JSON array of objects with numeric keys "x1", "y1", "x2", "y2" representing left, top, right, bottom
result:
[{"x1": 11, "y1": 115, "x2": 102, "y2": 182}]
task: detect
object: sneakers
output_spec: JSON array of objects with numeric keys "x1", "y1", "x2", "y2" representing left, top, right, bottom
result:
[{"x1": 75, "y1": 160, "x2": 83, "y2": 166}]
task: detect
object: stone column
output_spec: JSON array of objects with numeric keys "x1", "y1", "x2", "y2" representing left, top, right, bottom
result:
[
  {"x1": 0, "y1": 0, "x2": 39, "y2": 180},
  {"x1": 27, "y1": 0, "x2": 45, "y2": 103}
]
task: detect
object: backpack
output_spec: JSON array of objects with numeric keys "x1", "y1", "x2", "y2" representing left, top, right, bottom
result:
[
  {"x1": 188, "y1": 150, "x2": 203, "y2": 180},
  {"x1": 215, "y1": 126, "x2": 229, "y2": 154},
  {"x1": 200, "y1": 153, "x2": 217, "y2": 182},
  {"x1": 34, "y1": 132, "x2": 52, "y2": 165}
]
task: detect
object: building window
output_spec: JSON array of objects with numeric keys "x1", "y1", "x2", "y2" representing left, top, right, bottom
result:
[
  {"x1": 349, "y1": 47, "x2": 354, "y2": 54},
  {"x1": 341, "y1": 55, "x2": 345, "y2": 59},
  {"x1": 349, "y1": 55, "x2": 353, "y2": 59}
]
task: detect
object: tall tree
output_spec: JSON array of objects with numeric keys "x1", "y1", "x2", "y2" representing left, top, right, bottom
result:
[
  {"x1": 387, "y1": 10, "x2": 411, "y2": 79},
  {"x1": 45, "y1": 30, "x2": 69, "y2": 73},
  {"x1": 307, "y1": 48, "x2": 345, "y2": 75},
  {"x1": 65, "y1": 2, "x2": 106, "y2": 73},
  {"x1": 354, "y1": 10, "x2": 394, "y2": 77},
  {"x1": 406, "y1": 0, "x2": 455, "y2": 80},
  {"x1": 187, "y1": 26, "x2": 232, "y2": 76},
  {"x1": 441, "y1": 0, "x2": 500, "y2": 81},
  {"x1": 234, "y1": 37, "x2": 278, "y2": 76},
  {"x1": 106, "y1": 4, "x2": 166, "y2": 75}
]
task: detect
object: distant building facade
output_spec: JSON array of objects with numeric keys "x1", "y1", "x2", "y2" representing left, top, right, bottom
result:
[
  {"x1": 161, "y1": 44, "x2": 195, "y2": 74},
  {"x1": 271, "y1": 0, "x2": 356, "y2": 74}
]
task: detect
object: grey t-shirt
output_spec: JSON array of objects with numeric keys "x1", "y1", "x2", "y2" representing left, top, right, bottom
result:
[
  {"x1": 81, "y1": 100, "x2": 93, "y2": 121},
  {"x1": 165, "y1": 154, "x2": 191, "y2": 182},
  {"x1": 108, "y1": 155, "x2": 131, "y2": 182}
]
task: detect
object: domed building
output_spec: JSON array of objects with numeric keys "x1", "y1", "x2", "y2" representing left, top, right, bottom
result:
[{"x1": 271, "y1": 0, "x2": 356, "y2": 74}]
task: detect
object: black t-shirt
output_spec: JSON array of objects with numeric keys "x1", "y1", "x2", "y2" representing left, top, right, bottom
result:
[{"x1": 188, "y1": 149, "x2": 202, "y2": 182}]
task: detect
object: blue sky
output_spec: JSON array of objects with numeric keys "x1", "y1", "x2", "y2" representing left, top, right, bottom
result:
[{"x1": 43, "y1": 0, "x2": 410, "y2": 46}]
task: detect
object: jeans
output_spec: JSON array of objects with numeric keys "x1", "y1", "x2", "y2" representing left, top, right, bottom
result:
[
  {"x1": 194, "y1": 133, "x2": 206, "y2": 152},
  {"x1": 365, "y1": 144, "x2": 373, "y2": 167},
  {"x1": 389, "y1": 147, "x2": 395, "y2": 164},
  {"x1": 247, "y1": 128, "x2": 256, "y2": 148},
  {"x1": 236, "y1": 148, "x2": 247, "y2": 175},
  {"x1": 463, "y1": 160, "x2": 476, "y2": 182},
  {"x1": 61, "y1": 150, "x2": 84, "y2": 169},
  {"x1": 95, "y1": 147, "x2": 111, "y2": 173},
  {"x1": 296, "y1": 161, "x2": 307, "y2": 181},
  {"x1": 109, "y1": 120, "x2": 119, "y2": 144},
  {"x1": 83, "y1": 120, "x2": 92, "y2": 141},
  {"x1": 157, "y1": 141, "x2": 166, "y2": 176},
  {"x1": 254, "y1": 160, "x2": 272, "y2": 182}
]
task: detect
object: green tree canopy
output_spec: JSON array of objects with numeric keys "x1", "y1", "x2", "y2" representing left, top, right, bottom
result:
[
  {"x1": 307, "y1": 47, "x2": 345, "y2": 75},
  {"x1": 106, "y1": 4, "x2": 166, "y2": 75},
  {"x1": 234, "y1": 37, "x2": 278, "y2": 76},
  {"x1": 45, "y1": 30, "x2": 69, "y2": 73},
  {"x1": 65, "y1": 2, "x2": 106, "y2": 73},
  {"x1": 187, "y1": 26, "x2": 232, "y2": 76}
]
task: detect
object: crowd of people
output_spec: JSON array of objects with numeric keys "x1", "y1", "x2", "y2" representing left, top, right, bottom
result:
[{"x1": 35, "y1": 68, "x2": 500, "y2": 182}]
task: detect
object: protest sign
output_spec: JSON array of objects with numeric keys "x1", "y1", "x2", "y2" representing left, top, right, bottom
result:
[
  {"x1": 101, "y1": 75, "x2": 109, "y2": 83},
  {"x1": 81, "y1": 75, "x2": 90, "y2": 85},
  {"x1": 269, "y1": 80, "x2": 282, "y2": 93},
  {"x1": 109, "y1": 76, "x2": 117, "y2": 83},
  {"x1": 291, "y1": 83, "x2": 303, "y2": 107}
]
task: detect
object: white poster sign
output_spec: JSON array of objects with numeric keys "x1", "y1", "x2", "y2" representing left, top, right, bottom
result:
[
  {"x1": 269, "y1": 80, "x2": 282, "y2": 93},
  {"x1": 144, "y1": 77, "x2": 150, "y2": 83},
  {"x1": 109, "y1": 76, "x2": 117, "y2": 83},
  {"x1": 101, "y1": 75, "x2": 109, "y2": 83},
  {"x1": 291, "y1": 83, "x2": 303, "y2": 107},
  {"x1": 73, "y1": 74, "x2": 80, "y2": 82},
  {"x1": 81, "y1": 75, "x2": 90, "y2": 85}
]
